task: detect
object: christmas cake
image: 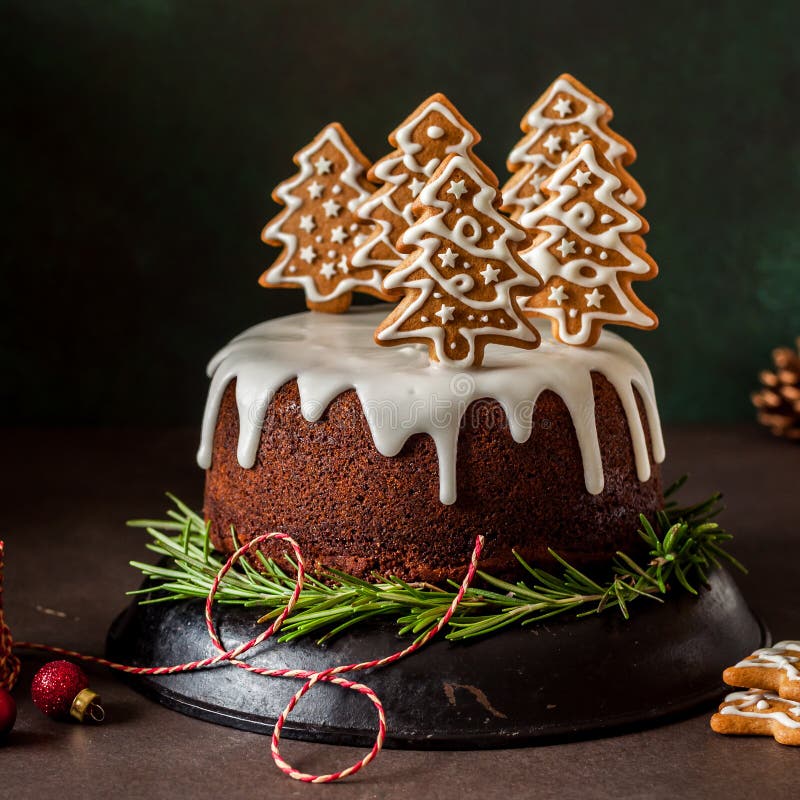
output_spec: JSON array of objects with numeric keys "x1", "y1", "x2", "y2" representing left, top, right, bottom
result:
[{"x1": 198, "y1": 77, "x2": 665, "y2": 582}]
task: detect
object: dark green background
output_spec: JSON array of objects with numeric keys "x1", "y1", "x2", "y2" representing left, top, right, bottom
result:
[{"x1": 2, "y1": 0, "x2": 799, "y2": 426}]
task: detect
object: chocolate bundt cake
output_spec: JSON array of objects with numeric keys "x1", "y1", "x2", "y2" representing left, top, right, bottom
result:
[{"x1": 198, "y1": 309, "x2": 664, "y2": 582}]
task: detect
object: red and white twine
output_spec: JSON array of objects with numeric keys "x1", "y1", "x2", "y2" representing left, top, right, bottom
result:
[{"x1": 0, "y1": 534, "x2": 484, "y2": 783}]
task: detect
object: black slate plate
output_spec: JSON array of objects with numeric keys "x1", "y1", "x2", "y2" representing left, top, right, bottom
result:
[{"x1": 106, "y1": 567, "x2": 767, "y2": 749}]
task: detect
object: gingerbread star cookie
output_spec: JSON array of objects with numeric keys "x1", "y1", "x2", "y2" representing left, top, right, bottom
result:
[
  {"x1": 723, "y1": 641, "x2": 800, "y2": 702},
  {"x1": 711, "y1": 690, "x2": 800, "y2": 746}
]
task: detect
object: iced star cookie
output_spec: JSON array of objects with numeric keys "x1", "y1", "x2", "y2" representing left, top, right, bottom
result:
[
  {"x1": 723, "y1": 641, "x2": 800, "y2": 702},
  {"x1": 259, "y1": 122, "x2": 391, "y2": 313},
  {"x1": 711, "y1": 690, "x2": 800, "y2": 745}
]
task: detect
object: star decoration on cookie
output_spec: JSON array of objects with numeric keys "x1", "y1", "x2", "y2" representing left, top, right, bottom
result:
[
  {"x1": 553, "y1": 97, "x2": 573, "y2": 117},
  {"x1": 322, "y1": 199, "x2": 342, "y2": 218},
  {"x1": 299, "y1": 215, "x2": 316, "y2": 233},
  {"x1": 447, "y1": 179, "x2": 467, "y2": 199},
  {"x1": 307, "y1": 181, "x2": 324, "y2": 199},
  {"x1": 330, "y1": 225, "x2": 348, "y2": 244},
  {"x1": 556, "y1": 238, "x2": 576, "y2": 258},
  {"x1": 480, "y1": 264, "x2": 501, "y2": 284},
  {"x1": 585, "y1": 288, "x2": 604, "y2": 308},
  {"x1": 543, "y1": 134, "x2": 562, "y2": 154},
  {"x1": 409, "y1": 177, "x2": 426, "y2": 198},
  {"x1": 572, "y1": 169, "x2": 591, "y2": 187},
  {"x1": 435, "y1": 303, "x2": 455, "y2": 324},
  {"x1": 569, "y1": 128, "x2": 589, "y2": 146},
  {"x1": 439, "y1": 248, "x2": 457, "y2": 268},
  {"x1": 548, "y1": 285, "x2": 568, "y2": 305},
  {"x1": 529, "y1": 173, "x2": 544, "y2": 191},
  {"x1": 314, "y1": 156, "x2": 333, "y2": 175}
]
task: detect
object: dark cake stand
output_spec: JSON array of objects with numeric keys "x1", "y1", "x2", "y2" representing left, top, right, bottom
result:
[{"x1": 106, "y1": 567, "x2": 766, "y2": 748}]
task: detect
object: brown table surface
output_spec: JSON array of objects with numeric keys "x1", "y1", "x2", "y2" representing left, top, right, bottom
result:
[{"x1": 1, "y1": 425, "x2": 798, "y2": 799}]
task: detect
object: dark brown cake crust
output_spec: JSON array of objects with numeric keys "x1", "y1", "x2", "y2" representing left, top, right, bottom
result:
[{"x1": 203, "y1": 375, "x2": 662, "y2": 582}]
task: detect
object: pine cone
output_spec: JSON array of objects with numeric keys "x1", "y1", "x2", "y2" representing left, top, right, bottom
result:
[{"x1": 751, "y1": 338, "x2": 800, "y2": 441}]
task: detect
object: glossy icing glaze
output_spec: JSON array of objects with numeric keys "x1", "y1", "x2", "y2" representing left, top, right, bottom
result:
[{"x1": 198, "y1": 308, "x2": 664, "y2": 505}]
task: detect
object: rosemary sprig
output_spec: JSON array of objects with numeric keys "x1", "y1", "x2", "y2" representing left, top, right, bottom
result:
[{"x1": 126, "y1": 477, "x2": 745, "y2": 643}]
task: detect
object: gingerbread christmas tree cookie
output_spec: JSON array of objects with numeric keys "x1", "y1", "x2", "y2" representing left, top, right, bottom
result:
[
  {"x1": 521, "y1": 141, "x2": 658, "y2": 347},
  {"x1": 259, "y1": 123, "x2": 389, "y2": 313},
  {"x1": 352, "y1": 93, "x2": 480, "y2": 275},
  {"x1": 375, "y1": 152, "x2": 541, "y2": 367},
  {"x1": 502, "y1": 74, "x2": 644, "y2": 222}
]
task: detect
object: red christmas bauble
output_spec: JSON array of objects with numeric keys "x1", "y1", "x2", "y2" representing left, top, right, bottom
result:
[
  {"x1": 31, "y1": 660, "x2": 103, "y2": 722},
  {"x1": 0, "y1": 686, "x2": 16, "y2": 740}
]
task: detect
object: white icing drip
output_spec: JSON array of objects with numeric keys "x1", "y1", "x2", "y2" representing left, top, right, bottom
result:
[
  {"x1": 198, "y1": 309, "x2": 664, "y2": 506},
  {"x1": 721, "y1": 691, "x2": 800, "y2": 729},
  {"x1": 735, "y1": 641, "x2": 800, "y2": 681}
]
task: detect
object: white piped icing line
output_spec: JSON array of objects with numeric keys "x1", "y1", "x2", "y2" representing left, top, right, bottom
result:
[
  {"x1": 197, "y1": 308, "x2": 664, "y2": 505},
  {"x1": 735, "y1": 641, "x2": 800, "y2": 681},
  {"x1": 720, "y1": 690, "x2": 800, "y2": 729}
]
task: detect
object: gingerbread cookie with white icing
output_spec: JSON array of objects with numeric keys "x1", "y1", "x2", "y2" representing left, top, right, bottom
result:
[
  {"x1": 352, "y1": 93, "x2": 481, "y2": 274},
  {"x1": 521, "y1": 141, "x2": 658, "y2": 348},
  {"x1": 259, "y1": 123, "x2": 390, "y2": 313},
  {"x1": 502, "y1": 73, "x2": 644, "y2": 222},
  {"x1": 723, "y1": 641, "x2": 800, "y2": 702},
  {"x1": 711, "y1": 690, "x2": 800, "y2": 745},
  {"x1": 375, "y1": 150, "x2": 541, "y2": 368}
]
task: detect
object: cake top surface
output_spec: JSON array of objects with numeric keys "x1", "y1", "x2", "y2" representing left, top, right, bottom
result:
[{"x1": 198, "y1": 308, "x2": 664, "y2": 505}]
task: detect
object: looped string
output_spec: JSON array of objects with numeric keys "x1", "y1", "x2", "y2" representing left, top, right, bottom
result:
[
  {"x1": 9, "y1": 532, "x2": 485, "y2": 783},
  {"x1": 0, "y1": 541, "x2": 21, "y2": 691}
]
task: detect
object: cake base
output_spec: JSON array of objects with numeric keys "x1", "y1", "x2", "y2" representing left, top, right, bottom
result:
[{"x1": 106, "y1": 568, "x2": 766, "y2": 748}]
